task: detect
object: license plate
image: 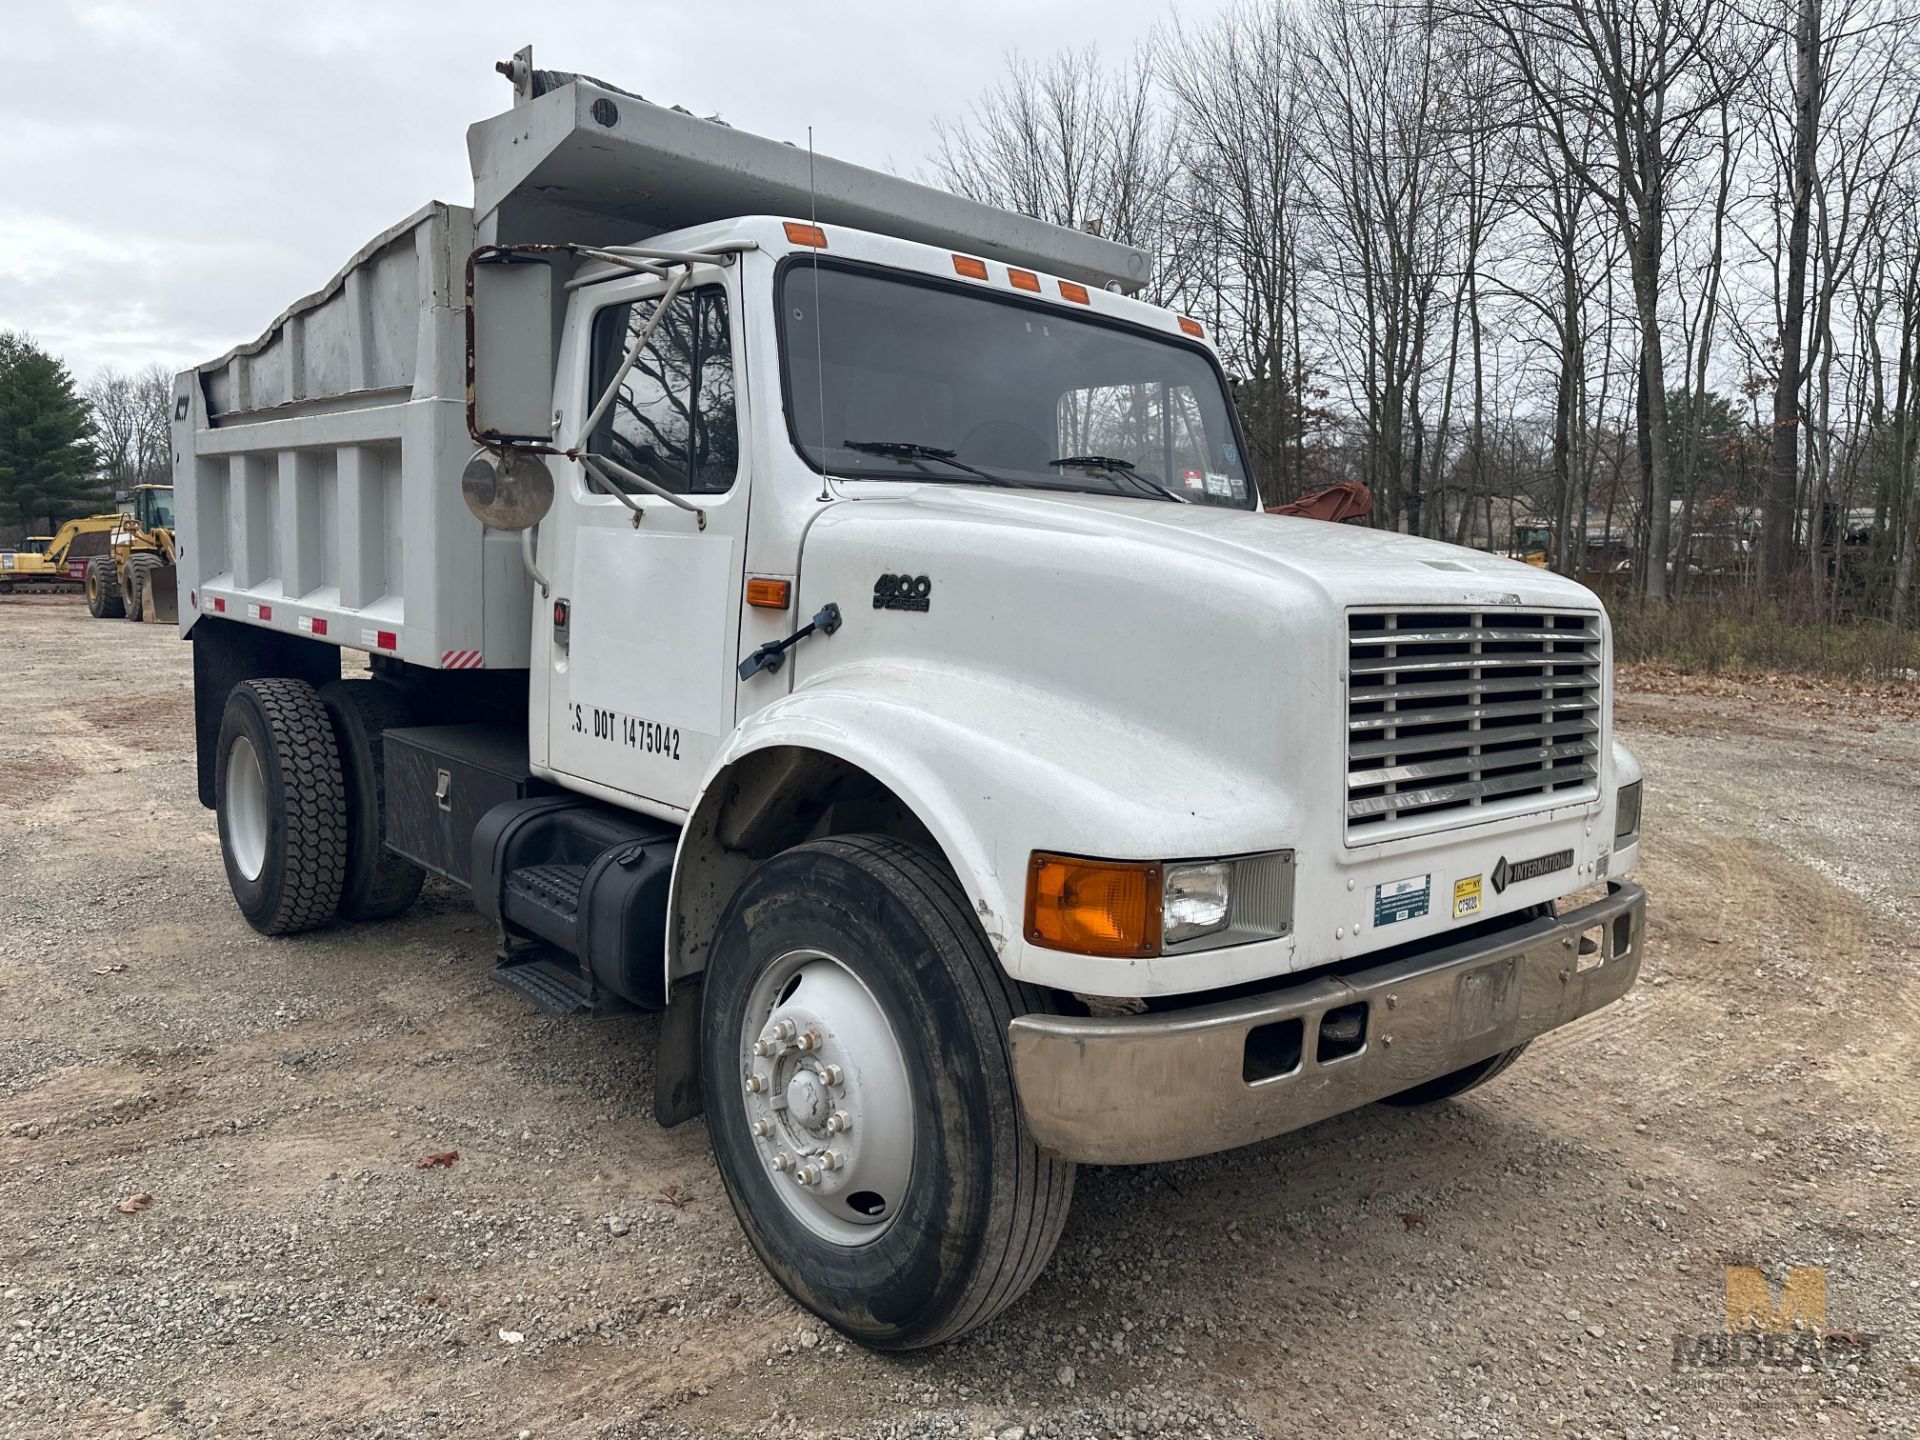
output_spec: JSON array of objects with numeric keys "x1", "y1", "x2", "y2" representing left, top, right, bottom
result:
[{"x1": 1452, "y1": 957, "x2": 1518, "y2": 1041}]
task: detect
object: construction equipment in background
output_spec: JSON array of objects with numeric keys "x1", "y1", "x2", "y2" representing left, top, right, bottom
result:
[
  {"x1": 1509, "y1": 517, "x2": 1556, "y2": 569},
  {"x1": 84, "y1": 484, "x2": 178, "y2": 623},
  {"x1": 0, "y1": 513, "x2": 122, "y2": 594}
]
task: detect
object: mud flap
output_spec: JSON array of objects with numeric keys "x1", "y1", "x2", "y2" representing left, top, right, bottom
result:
[{"x1": 653, "y1": 978, "x2": 704, "y2": 1126}]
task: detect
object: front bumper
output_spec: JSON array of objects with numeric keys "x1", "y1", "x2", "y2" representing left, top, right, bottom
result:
[{"x1": 1009, "y1": 881, "x2": 1644, "y2": 1164}]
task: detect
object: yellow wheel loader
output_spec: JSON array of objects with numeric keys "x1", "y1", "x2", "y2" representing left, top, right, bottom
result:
[{"x1": 84, "y1": 484, "x2": 178, "y2": 623}]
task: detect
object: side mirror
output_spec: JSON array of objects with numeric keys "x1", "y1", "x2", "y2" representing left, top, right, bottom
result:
[{"x1": 467, "y1": 250, "x2": 555, "y2": 445}]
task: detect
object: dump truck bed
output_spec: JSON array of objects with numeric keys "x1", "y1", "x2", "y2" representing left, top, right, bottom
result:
[
  {"x1": 172, "y1": 69, "x2": 1149, "y2": 671},
  {"x1": 173, "y1": 202, "x2": 528, "y2": 670}
]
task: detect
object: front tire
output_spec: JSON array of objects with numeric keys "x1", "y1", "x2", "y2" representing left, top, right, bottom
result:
[
  {"x1": 85, "y1": 556, "x2": 123, "y2": 619},
  {"x1": 215, "y1": 679, "x2": 347, "y2": 935},
  {"x1": 123, "y1": 554, "x2": 155, "y2": 621},
  {"x1": 1379, "y1": 1043, "x2": 1530, "y2": 1107},
  {"x1": 700, "y1": 835, "x2": 1075, "y2": 1350}
]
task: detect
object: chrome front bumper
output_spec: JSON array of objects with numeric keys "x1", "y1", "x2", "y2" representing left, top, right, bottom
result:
[{"x1": 1009, "y1": 882, "x2": 1645, "y2": 1164}]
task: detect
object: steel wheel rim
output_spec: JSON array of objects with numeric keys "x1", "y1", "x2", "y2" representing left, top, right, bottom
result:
[
  {"x1": 739, "y1": 948, "x2": 915, "y2": 1245},
  {"x1": 225, "y1": 735, "x2": 270, "y2": 882}
]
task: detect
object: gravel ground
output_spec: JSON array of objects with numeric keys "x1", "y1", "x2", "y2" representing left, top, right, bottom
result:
[{"x1": 1, "y1": 594, "x2": 1916, "y2": 1439}]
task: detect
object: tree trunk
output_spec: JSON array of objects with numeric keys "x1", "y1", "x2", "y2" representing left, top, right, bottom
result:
[{"x1": 1765, "y1": 0, "x2": 1821, "y2": 590}]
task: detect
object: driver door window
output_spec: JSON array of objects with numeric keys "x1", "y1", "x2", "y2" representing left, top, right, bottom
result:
[{"x1": 587, "y1": 287, "x2": 738, "y2": 496}]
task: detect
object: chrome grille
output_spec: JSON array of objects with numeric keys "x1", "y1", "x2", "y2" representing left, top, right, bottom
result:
[{"x1": 1346, "y1": 609, "x2": 1601, "y2": 839}]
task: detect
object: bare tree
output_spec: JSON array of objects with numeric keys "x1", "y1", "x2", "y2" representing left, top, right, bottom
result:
[
  {"x1": 929, "y1": 47, "x2": 1172, "y2": 283},
  {"x1": 1445, "y1": 0, "x2": 1760, "y2": 600},
  {"x1": 1162, "y1": 3, "x2": 1316, "y2": 502},
  {"x1": 85, "y1": 368, "x2": 140, "y2": 493}
]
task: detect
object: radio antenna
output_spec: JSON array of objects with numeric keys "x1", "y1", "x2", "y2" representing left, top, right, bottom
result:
[{"x1": 809, "y1": 126, "x2": 830, "y2": 503}]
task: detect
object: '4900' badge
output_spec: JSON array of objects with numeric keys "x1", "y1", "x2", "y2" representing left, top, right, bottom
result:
[{"x1": 873, "y1": 573, "x2": 932, "y2": 612}]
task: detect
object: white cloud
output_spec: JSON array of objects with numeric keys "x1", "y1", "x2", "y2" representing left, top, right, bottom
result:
[{"x1": 2, "y1": 0, "x2": 1194, "y2": 381}]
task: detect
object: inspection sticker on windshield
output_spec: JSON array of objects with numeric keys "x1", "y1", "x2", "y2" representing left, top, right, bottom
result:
[
  {"x1": 1374, "y1": 874, "x2": 1431, "y2": 927},
  {"x1": 1204, "y1": 471, "x2": 1233, "y2": 497},
  {"x1": 1453, "y1": 874, "x2": 1483, "y2": 920}
]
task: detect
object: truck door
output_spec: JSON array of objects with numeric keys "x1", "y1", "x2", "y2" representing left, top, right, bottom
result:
[{"x1": 539, "y1": 266, "x2": 749, "y2": 813}]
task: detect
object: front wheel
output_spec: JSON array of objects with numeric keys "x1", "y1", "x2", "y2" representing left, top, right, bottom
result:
[
  {"x1": 123, "y1": 554, "x2": 156, "y2": 621},
  {"x1": 700, "y1": 835, "x2": 1074, "y2": 1350},
  {"x1": 215, "y1": 679, "x2": 347, "y2": 935},
  {"x1": 1379, "y1": 1043, "x2": 1530, "y2": 1107},
  {"x1": 85, "y1": 557, "x2": 123, "y2": 619}
]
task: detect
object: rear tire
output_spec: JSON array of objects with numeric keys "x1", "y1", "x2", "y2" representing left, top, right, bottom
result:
[
  {"x1": 123, "y1": 554, "x2": 154, "y2": 621},
  {"x1": 1379, "y1": 1043, "x2": 1531, "y2": 1107},
  {"x1": 215, "y1": 679, "x2": 347, "y2": 935},
  {"x1": 320, "y1": 679, "x2": 426, "y2": 921},
  {"x1": 700, "y1": 835, "x2": 1075, "y2": 1350},
  {"x1": 85, "y1": 557, "x2": 123, "y2": 619}
]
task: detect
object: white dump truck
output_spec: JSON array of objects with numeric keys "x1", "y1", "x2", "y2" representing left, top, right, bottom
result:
[{"x1": 173, "y1": 51, "x2": 1646, "y2": 1348}]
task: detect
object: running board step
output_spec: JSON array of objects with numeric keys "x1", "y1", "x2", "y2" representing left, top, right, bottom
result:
[{"x1": 489, "y1": 948, "x2": 634, "y2": 1019}]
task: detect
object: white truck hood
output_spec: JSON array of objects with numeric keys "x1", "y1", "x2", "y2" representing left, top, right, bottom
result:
[{"x1": 899, "y1": 487, "x2": 1594, "y2": 611}]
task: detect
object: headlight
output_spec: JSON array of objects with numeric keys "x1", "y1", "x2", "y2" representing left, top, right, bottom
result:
[
  {"x1": 1614, "y1": 780, "x2": 1642, "y2": 842},
  {"x1": 1026, "y1": 851, "x2": 1294, "y2": 957},
  {"x1": 1163, "y1": 861, "x2": 1232, "y2": 944}
]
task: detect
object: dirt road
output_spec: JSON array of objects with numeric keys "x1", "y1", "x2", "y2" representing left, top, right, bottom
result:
[{"x1": 2, "y1": 595, "x2": 1916, "y2": 1438}]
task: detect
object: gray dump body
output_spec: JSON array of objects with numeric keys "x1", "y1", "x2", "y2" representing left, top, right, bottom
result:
[{"x1": 174, "y1": 70, "x2": 1146, "y2": 672}]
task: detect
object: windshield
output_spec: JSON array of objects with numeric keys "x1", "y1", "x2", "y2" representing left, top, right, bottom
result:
[
  {"x1": 780, "y1": 262, "x2": 1255, "y2": 507},
  {"x1": 140, "y1": 489, "x2": 175, "y2": 530}
]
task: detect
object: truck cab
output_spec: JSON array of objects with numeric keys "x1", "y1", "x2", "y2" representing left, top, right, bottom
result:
[{"x1": 172, "y1": 55, "x2": 1645, "y2": 1351}]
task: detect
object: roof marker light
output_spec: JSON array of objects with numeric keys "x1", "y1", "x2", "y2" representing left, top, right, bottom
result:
[
  {"x1": 783, "y1": 221, "x2": 828, "y2": 248},
  {"x1": 952, "y1": 255, "x2": 989, "y2": 281},
  {"x1": 1179, "y1": 316, "x2": 1205, "y2": 338},
  {"x1": 1008, "y1": 268, "x2": 1041, "y2": 293},
  {"x1": 1058, "y1": 281, "x2": 1091, "y2": 305}
]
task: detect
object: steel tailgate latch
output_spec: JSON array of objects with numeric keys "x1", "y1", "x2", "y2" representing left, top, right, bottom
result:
[{"x1": 738, "y1": 603, "x2": 842, "y2": 680}]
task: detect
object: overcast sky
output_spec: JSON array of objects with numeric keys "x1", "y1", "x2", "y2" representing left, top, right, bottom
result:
[{"x1": 3, "y1": 1, "x2": 1195, "y2": 383}]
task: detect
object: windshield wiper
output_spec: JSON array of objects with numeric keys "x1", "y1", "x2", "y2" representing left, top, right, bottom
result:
[
  {"x1": 1049, "y1": 454, "x2": 1188, "y2": 503},
  {"x1": 843, "y1": 440, "x2": 1014, "y2": 486}
]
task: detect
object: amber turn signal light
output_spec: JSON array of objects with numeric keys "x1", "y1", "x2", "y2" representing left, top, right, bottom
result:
[
  {"x1": 746, "y1": 577, "x2": 792, "y2": 610},
  {"x1": 784, "y1": 221, "x2": 828, "y2": 248},
  {"x1": 1026, "y1": 853, "x2": 1162, "y2": 958}
]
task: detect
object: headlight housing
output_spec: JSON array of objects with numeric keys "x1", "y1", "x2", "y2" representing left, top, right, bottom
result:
[
  {"x1": 1025, "y1": 851, "x2": 1294, "y2": 957},
  {"x1": 1163, "y1": 862, "x2": 1232, "y2": 944},
  {"x1": 1614, "y1": 780, "x2": 1642, "y2": 843}
]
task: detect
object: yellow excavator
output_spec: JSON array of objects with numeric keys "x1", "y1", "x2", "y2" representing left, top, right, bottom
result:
[
  {"x1": 84, "y1": 484, "x2": 178, "y2": 623},
  {"x1": 0, "y1": 513, "x2": 122, "y2": 595}
]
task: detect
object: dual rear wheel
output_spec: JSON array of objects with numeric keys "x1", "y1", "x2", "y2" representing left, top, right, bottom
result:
[{"x1": 214, "y1": 677, "x2": 423, "y2": 935}]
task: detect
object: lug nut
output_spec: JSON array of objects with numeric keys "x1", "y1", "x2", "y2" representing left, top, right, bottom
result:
[
  {"x1": 795, "y1": 1165, "x2": 819, "y2": 1186},
  {"x1": 752, "y1": 1118, "x2": 772, "y2": 1138},
  {"x1": 825, "y1": 1111, "x2": 850, "y2": 1134},
  {"x1": 797, "y1": 1027, "x2": 822, "y2": 1052},
  {"x1": 820, "y1": 1151, "x2": 842, "y2": 1171},
  {"x1": 772, "y1": 1151, "x2": 793, "y2": 1173},
  {"x1": 745, "y1": 1075, "x2": 765, "y2": 1094},
  {"x1": 773, "y1": 1019, "x2": 796, "y2": 1041},
  {"x1": 821, "y1": 1065, "x2": 844, "y2": 1087},
  {"x1": 753, "y1": 1037, "x2": 778, "y2": 1058}
]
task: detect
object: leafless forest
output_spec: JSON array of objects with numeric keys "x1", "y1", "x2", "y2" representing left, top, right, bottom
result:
[{"x1": 930, "y1": 0, "x2": 1920, "y2": 624}]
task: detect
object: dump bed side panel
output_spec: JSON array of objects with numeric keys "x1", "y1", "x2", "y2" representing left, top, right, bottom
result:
[{"x1": 173, "y1": 203, "x2": 533, "y2": 673}]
